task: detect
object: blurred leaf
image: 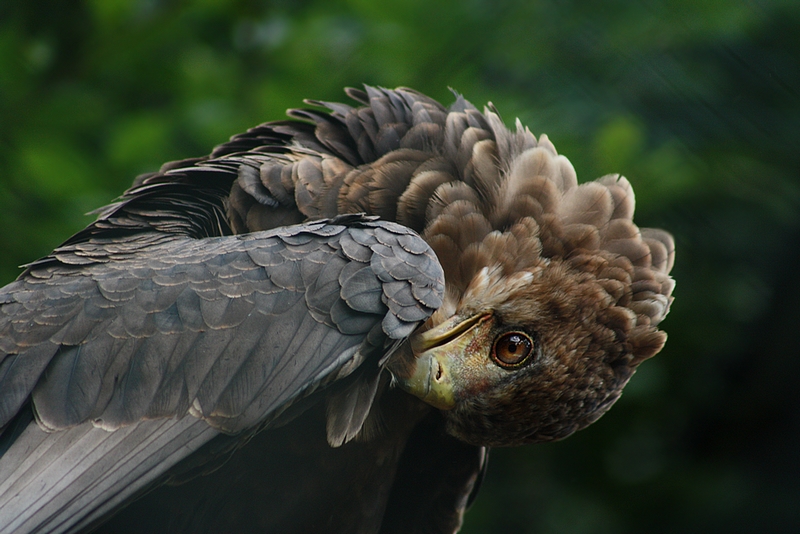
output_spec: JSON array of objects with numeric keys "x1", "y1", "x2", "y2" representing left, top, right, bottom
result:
[{"x1": 15, "y1": 138, "x2": 96, "y2": 197}]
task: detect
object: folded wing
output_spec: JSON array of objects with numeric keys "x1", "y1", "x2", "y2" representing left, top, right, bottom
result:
[{"x1": 0, "y1": 215, "x2": 444, "y2": 534}]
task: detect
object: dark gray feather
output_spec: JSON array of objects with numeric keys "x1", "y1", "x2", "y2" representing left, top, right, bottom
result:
[
  {"x1": 0, "y1": 415, "x2": 218, "y2": 534},
  {"x1": 0, "y1": 216, "x2": 444, "y2": 534},
  {"x1": 1, "y1": 216, "x2": 443, "y2": 434}
]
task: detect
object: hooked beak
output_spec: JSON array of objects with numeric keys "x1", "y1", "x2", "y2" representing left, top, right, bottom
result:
[{"x1": 398, "y1": 313, "x2": 493, "y2": 410}]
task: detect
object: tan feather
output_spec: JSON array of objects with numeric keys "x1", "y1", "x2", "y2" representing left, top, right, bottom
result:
[
  {"x1": 457, "y1": 244, "x2": 493, "y2": 288},
  {"x1": 425, "y1": 181, "x2": 482, "y2": 222},
  {"x1": 466, "y1": 139, "x2": 501, "y2": 200},
  {"x1": 628, "y1": 326, "x2": 667, "y2": 361},
  {"x1": 443, "y1": 112, "x2": 472, "y2": 168},
  {"x1": 597, "y1": 174, "x2": 635, "y2": 220},
  {"x1": 408, "y1": 98, "x2": 447, "y2": 128},
  {"x1": 457, "y1": 127, "x2": 493, "y2": 182},
  {"x1": 562, "y1": 223, "x2": 602, "y2": 252},
  {"x1": 293, "y1": 157, "x2": 324, "y2": 218},
  {"x1": 476, "y1": 231, "x2": 522, "y2": 276},
  {"x1": 534, "y1": 132, "x2": 559, "y2": 157},
  {"x1": 506, "y1": 218, "x2": 545, "y2": 269},
  {"x1": 485, "y1": 111, "x2": 538, "y2": 165},
  {"x1": 316, "y1": 156, "x2": 353, "y2": 218},
  {"x1": 399, "y1": 122, "x2": 444, "y2": 152},
  {"x1": 368, "y1": 149, "x2": 431, "y2": 220},
  {"x1": 605, "y1": 239, "x2": 651, "y2": 268},
  {"x1": 261, "y1": 158, "x2": 295, "y2": 205},
  {"x1": 426, "y1": 201, "x2": 492, "y2": 253},
  {"x1": 641, "y1": 228, "x2": 676, "y2": 273},
  {"x1": 424, "y1": 233, "x2": 462, "y2": 288},
  {"x1": 396, "y1": 166, "x2": 454, "y2": 231},
  {"x1": 338, "y1": 167, "x2": 374, "y2": 213},
  {"x1": 558, "y1": 182, "x2": 614, "y2": 227},
  {"x1": 506, "y1": 148, "x2": 557, "y2": 192}
]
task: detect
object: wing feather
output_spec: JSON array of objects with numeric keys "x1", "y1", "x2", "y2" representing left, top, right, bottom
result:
[
  {"x1": 0, "y1": 216, "x2": 444, "y2": 534},
  {"x1": 0, "y1": 415, "x2": 217, "y2": 534}
]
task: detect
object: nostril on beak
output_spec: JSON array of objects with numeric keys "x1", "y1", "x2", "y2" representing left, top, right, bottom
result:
[{"x1": 434, "y1": 361, "x2": 443, "y2": 381}]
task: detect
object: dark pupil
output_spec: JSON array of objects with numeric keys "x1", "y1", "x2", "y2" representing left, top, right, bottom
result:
[
  {"x1": 498, "y1": 333, "x2": 531, "y2": 365},
  {"x1": 493, "y1": 332, "x2": 533, "y2": 368}
]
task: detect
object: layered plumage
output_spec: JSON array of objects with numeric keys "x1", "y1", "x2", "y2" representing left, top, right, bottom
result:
[{"x1": 0, "y1": 87, "x2": 674, "y2": 533}]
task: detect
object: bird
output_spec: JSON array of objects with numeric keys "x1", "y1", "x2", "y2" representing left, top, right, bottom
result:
[{"x1": 0, "y1": 86, "x2": 675, "y2": 533}]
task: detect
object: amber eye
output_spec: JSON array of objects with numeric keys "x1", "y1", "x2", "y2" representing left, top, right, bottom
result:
[{"x1": 491, "y1": 331, "x2": 535, "y2": 369}]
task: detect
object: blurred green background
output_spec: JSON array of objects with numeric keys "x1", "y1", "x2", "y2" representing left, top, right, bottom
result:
[{"x1": 1, "y1": 0, "x2": 798, "y2": 532}]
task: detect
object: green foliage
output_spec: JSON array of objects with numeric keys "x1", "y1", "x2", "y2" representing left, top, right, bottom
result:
[{"x1": 1, "y1": 0, "x2": 798, "y2": 532}]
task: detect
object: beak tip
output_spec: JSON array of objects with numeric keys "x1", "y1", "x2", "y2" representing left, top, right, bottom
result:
[{"x1": 397, "y1": 352, "x2": 456, "y2": 410}]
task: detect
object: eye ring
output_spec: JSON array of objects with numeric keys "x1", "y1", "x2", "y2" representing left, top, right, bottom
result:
[{"x1": 491, "y1": 331, "x2": 535, "y2": 369}]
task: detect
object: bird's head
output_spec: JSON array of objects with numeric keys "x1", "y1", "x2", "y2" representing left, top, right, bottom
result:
[
  {"x1": 386, "y1": 122, "x2": 675, "y2": 447},
  {"x1": 398, "y1": 253, "x2": 670, "y2": 447}
]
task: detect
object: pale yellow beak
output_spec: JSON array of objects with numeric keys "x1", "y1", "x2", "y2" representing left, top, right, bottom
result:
[{"x1": 398, "y1": 313, "x2": 493, "y2": 410}]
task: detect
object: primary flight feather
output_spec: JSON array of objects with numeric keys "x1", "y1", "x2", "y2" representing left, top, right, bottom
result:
[{"x1": 0, "y1": 86, "x2": 674, "y2": 533}]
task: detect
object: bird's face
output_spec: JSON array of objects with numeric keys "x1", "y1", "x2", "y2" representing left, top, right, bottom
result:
[
  {"x1": 404, "y1": 312, "x2": 514, "y2": 412},
  {"x1": 397, "y1": 261, "x2": 653, "y2": 448}
]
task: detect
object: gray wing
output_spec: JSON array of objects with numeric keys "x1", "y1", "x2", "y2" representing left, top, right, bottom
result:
[{"x1": 0, "y1": 215, "x2": 444, "y2": 534}]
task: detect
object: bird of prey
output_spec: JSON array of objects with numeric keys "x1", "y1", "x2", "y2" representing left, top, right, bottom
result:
[{"x1": 0, "y1": 86, "x2": 675, "y2": 533}]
